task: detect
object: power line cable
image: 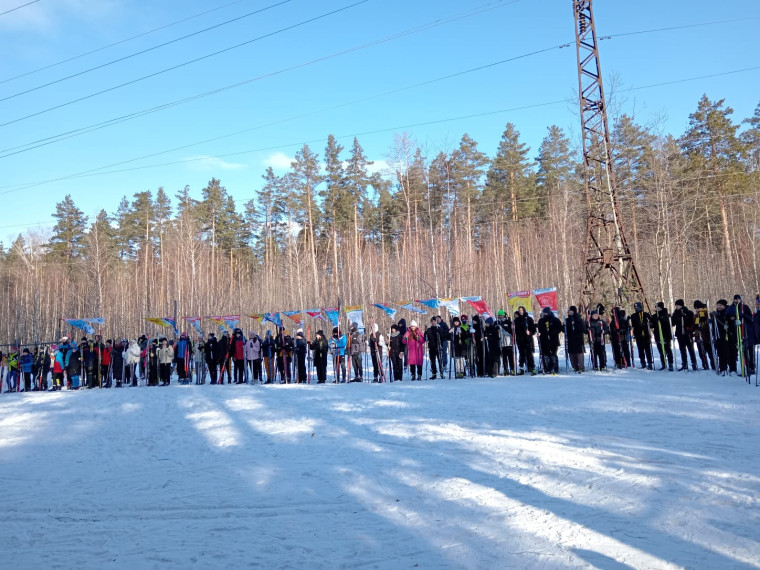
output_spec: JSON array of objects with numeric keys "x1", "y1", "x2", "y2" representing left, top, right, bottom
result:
[
  {"x1": 0, "y1": 0, "x2": 294, "y2": 102},
  {"x1": 0, "y1": 65, "x2": 756, "y2": 196},
  {"x1": 0, "y1": 0, "x2": 39, "y2": 17},
  {"x1": 0, "y1": 11, "x2": 743, "y2": 160},
  {"x1": 0, "y1": 0, "x2": 517, "y2": 157},
  {"x1": 0, "y1": 0, "x2": 251, "y2": 85},
  {"x1": 0, "y1": 0, "x2": 372, "y2": 128}
]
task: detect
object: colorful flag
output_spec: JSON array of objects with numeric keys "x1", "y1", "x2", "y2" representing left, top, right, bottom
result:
[
  {"x1": 462, "y1": 296, "x2": 493, "y2": 318},
  {"x1": 532, "y1": 287, "x2": 558, "y2": 314},
  {"x1": 399, "y1": 301, "x2": 427, "y2": 314},
  {"x1": 184, "y1": 316, "x2": 203, "y2": 336},
  {"x1": 507, "y1": 291, "x2": 533, "y2": 316},
  {"x1": 263, "y1": 312, "x2": 282, "y2": 327},
  {"x1": 345, "y1": 305, "x2": 365, "y2": 332},
  {"x1": 440, "y1": 298, "x2": 461, "y2": 318},
  {"x1": 305, "y1": 309, "x2": 324, "y2": 320},
  {"x1": 372, "y1": 303, "x2": 398, "y2": 320},
  {"x1": 416, "y1": 298, "x2": 440, "y2": 309},
  {"x1": 84, "y1": 317, "x2": 106, "y2": 326},
  {"x1": 323, "y1": 307, "x2": 339, "y2": 327},
  {"x1": 64, "y1": 319, "x2": 95, "y2": 335},
  {"x1": 146, "y1": 317, "x2": 178, "y2": 335},
  {"x1": 282, "y1": 310, "x2": 303, "y2": 325},
  {"x1": 248, "y1": 313, "x2": 265, "y2": 324},
  {"x1": 222, "y1": 314, "x2": 240, "y2": 330}
]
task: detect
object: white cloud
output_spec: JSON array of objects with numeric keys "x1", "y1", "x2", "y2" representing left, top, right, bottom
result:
[
  {"x1": 262, "y1": 152, "x2": 294, "y2": 171},
  {"x1": 186, "y1": 156, "x2": 247, "y2": 172}
]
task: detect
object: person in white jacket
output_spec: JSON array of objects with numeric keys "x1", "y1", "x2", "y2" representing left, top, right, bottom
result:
[
  {"x1": 245, "y1": 332, "x2": 262, "y2": 383},
  {"x1": 369, "y1": 322, "x2": 386, "y2": 382},
  {"x1": 126, "y1": 339, "x2": 142, "y2": 387}
]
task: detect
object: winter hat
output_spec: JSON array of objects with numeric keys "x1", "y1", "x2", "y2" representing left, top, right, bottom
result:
[
  {"x1": 51, "y1": 344, "x2": 58, "y2": 351},
  {"x1": 734, "y1": 294, "x2": 743, "y2": 302},
  {"x1": 674, "y1": 299, "x2": 684, "y2": 308},
  {"x1": 317, "y1": 330, "x2": 325, "y2": 337},
  {"x1": 373, "y1": 323, "x2": 379, "y2": 333},
  {"x1": 461, "y1": 314, "x2": 469, "y2": 321},
  {"x1": 391, "y1": 324, "x2": 399, "y2": 331},
  {"x1": 297, "y1": 328, "x2": 303, "y2": 335},
  {"x1": 590, "y1": 310, "x2": 598, "y2": 316},
  {"x1": 332, "y1": 327, "x2": 339, "y2": 335},
  {"x1": 497, "y1": 309, "x2": 506, "y2": 317},
  {"x1": 569, "y1": 305, "x2": 577, "y2": 313},
  {"x1": 656, "y1": 301, "x2": 665, "y2": 310},
  {"x1": 693, "y1": 300, "x2": 703, "y2": 309},
  {"x1": 634, "y1": 302, "x2": 643, "y2": 312},
  {"x1": 451, "y1": 317, "x2": 460, "y2": 325},
  {"x1": 265, "y1": 330, "x2": 271, "y2": 338},
  {"x1": 208, "y1": 332, "x2": 216, "y2": 337},
  {"x1": 249, "y1": 331, "x2": 255, "y2": 336},
  {"x1": 59, "y1": 336, "x2": 68, "y2": 343},
  {"x1": 485, "y1": 317, "x2": 494, "y2": 325},
  {"x1": 222, "y1": 330, "x2": 229, "y2": 336},
  {"x1": 542, "y1": 307, "x2": 552, "y2": 316},
  {"x1": 717, "y1": 299, "x2": 728, "y2": 307},
  {"x1": 410, "y1": 320, "x2": 418, "y2": 328},
  {"x1": 296, "y1": 330, "x2": 304, "y2": 338}
]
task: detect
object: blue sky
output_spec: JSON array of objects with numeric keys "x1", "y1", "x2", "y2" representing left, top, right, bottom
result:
[{"x1": 0, "y1": 0, "x2": 758, "y2": 243}]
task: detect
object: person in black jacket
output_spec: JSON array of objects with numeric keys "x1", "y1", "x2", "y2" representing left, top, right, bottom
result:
[
  {"x1": 588, "y1": 310, "x2": 609, "y2": 371},
  {"x1": 205, "y1": 332, "x2": 218, "y2": 384},
  {"x1": 537, "y1": 308, "x2": 562, "y2": 374},
  {"x1": 294, "y1": 329, "x2": 308, "y2": 383},
  {"x1": 630, "y1": 301, "x2": 654, "y2": 370},
  {"x1": 693, "y1": 300, "x2": 716, "y2": 371},
  {"x1": 261, "y1": 330, "x2": 275, "y2": 383},
  {"x1": 388, "y1": 324, "x2": 403, "y2": 381},
  {"x1": 424, "y1": 317, "x2": 442, "y2": 379},
  {"x1": 672, "y1": 299, "x2": 698, "y2": 371},
  {"x1": 217, "y1": 331, "x2": 231, "y2": 384},
  {"x1": 310, "y1": 330, "x2": 329, "y2": 384},
  {"x1": 650, "y1": 302, "x2": 674, "y2": 371},
  {"x1": 565, "y1": 306, "x2": 587, "y2": 373},
  {"x1": 436, "y1": 316, "x2": 450, "y2": 374},
  {"x1": 712, "y1": 299, "x2": 737, "y2": 375},
  {"x1": 513, "y1": 306, "x2": 536, "y2": 375},
  {"x1": 609, "y1": 307, "x2": 631, "y2": 369},
  {"x1": 483, "y1": 316, "x2": 502, "y2": 377}
]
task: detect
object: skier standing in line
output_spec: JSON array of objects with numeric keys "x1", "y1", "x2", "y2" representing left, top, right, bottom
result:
[
  {"x1": 424, "y1": 317, "x2": 441, "y2": 379},
  {"x1": 329, "y1": 326, "x2": 348, "y2": 383},
  {"x1": 349, "y1": 323, "x2": 364, "y2": 382},
  {"x1": 513, "y1": 307, "x2": 536, "y2": 375},
  {"x1": 484, "y1": 316, "x2": 503, "y2": 377},
  {"x1": 310, "y1": 330, "x2": 329, "y2": 384},
  {"x1": 630, "y1": 302, "x2": 654, "y2": 370},
  {"x1": 205, "y1": 332, "x2": 218, "y2": 384},
  {"x1": 496, "y1": 310, "x2": 514, "y2": 375},
  {"x1": 537, "y1": 308, "x2": 562, "y2": 375},
  {"x1": 672, "y1": 299, "x2": 699, "y2": 371},
  {"x1": 295, "y1": 329, "x2": 308, "y2": 384},
  {"x1": 436, "y1": 315, "x2": 449, "y2": 374},
  {"x1": 388, "y1": 324, "x2": 403, "y2": 381},
  {"x1": 650, "y1": 302, "x2": 675, "y2": 371},
  {"x1": 565, "y1": 306, "x2": 587, "y2": 373},
  {"x1": 403, "y1": 320, "x2": 425, "y2": 381},
  {"x1": 712, "y1": 299, "x2": 737, "y2": 375},
  {"x1": 588, "y1": 310, "x2": 609, "y2": 371},
  {"x1": 693, "y1": 301, "x2": 716, "y2": 371}
]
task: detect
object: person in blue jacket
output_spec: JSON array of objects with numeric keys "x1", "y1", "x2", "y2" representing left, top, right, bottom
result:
[
  {"x1": 328, "y1": 326, "x2": 347, "y2": 383},
  {"x1": 21, "y1": 348, "x2": 34, "y2": 391}
]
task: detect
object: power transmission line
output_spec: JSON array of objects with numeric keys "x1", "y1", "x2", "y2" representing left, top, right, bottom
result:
[
  {"x1": 0, "y1": 0, "x2": 518, "y2": 157},
  {"x1": 0, "y1": 0, "x2": 39, "y2": 18},
  {"x1": 0, "y1": 66, "x2": 756, "y2": 196},
  {"x1": 0, "y1": 11, "x2": 743, "y2": 160},
  {"x1": 0, "y1": 0, "x2": 372, "y2": 128},
  {"x1": 0, "y1": 0, "x2": 251, "y2": 84},
  {"x1": 0, "y1": 0, "x2": 294, "y2": 102}
]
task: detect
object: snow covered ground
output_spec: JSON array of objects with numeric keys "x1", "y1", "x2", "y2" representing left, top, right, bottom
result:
[{"x1": 1, "y1": 364, "x2": 759, "y2": 569}]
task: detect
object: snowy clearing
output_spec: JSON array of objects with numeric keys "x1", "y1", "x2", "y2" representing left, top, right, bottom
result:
[{"x1": 1, "y1": 368, "x2": 759, "y2": 569}]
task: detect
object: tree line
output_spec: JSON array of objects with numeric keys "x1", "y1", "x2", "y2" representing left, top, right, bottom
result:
[{"x1": 2, "y1": 94, "x2": 759, "y2": 343}]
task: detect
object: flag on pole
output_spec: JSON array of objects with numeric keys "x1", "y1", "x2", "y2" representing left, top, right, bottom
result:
[
  {"x1": 263, "y1": 312, "x2": 282, "y2": 327},
  {"x1": 507, "y1": 291, "x2": 533, "y2": 316},
  {"x1": 184, "y1": 316, "x2": 203, "y2": 336},
  {"x1": 146, "y1": 317, "x2": 178, "y2": 335},
  {"x1": 305, "y1": 309, "x2": 324, "y2": 320},
  {"x1": 323, "y1": 307, "x2": 339, "y2": 327},
  {"x1": 282, "y1": 311, "x2": 303, "y2": 325},
  {"x1": 462, "y1": 296, "x2": 493, "y2": 318},
  {"x1": 64, "y1": 319, "x2": 95, "y2": 335},
  {"x1": 372, "y1": 303, "x2": 398, "y2": 320},
  {"x1": 222, "y1": 315, "x2": 240, "y2": 330},
  {"x1": 532, "y1": 287, "x2": 558, "y2": 315},
  {"x1": 399, "y1": 301, "x2": 427, "y2": 314},
  {"x1": 248, "y1": 313, "x2": 265, "y2": 324},
  {"x1": 440, "y1": 298, "x2": 461, "y2": 318},
  {"x1": 416, "y1": 298, "x2": 441, "y2": 309},
  {"x1": 345, "y1": 305, "x2": 365, "y2": 332},
  {"x1": 84, "y1": 317, "x2": 106, "y2": 326}
]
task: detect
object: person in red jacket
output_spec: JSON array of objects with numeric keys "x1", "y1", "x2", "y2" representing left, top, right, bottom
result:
[
  {"x1": 230, "y1": 329, "x2": 247, "y2": 384},
  {"x1": 101, "y1": 339, "x2": 113, "y2": 387}
]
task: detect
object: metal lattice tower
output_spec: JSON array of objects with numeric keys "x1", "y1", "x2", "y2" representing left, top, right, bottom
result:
[{"x1": 573, "y1": 0, "x2": 647, "y2": 310}]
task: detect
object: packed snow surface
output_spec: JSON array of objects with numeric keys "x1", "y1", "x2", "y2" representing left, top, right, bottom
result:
[{"x1": 1, "y1": 369, "x2": 759, "y2": 569}]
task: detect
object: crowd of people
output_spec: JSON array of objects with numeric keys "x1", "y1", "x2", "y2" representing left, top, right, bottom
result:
[{"x1": 1, "y1": 295, "x2": 758, "y2": 392}]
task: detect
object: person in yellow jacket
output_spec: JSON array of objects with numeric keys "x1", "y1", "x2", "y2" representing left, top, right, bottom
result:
[{"x1": 157, "y1": 338, "x2": 174, "y2": 386}]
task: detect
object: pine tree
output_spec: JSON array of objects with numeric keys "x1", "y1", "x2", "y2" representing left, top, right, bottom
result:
[
  {"x1": 48, "y1": 194, "x2": 88, "y2": 261},
  {"x1": 485, "y1": 123, "x2": 537, "y2": 221},
  {"x1": 742, "y1": 101, "x2": 760, "y2": 171}
]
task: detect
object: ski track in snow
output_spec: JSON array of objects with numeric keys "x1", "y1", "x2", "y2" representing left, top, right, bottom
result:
[{"x1": 1, "y1": 367, "x2": 759, "y2": 569}]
